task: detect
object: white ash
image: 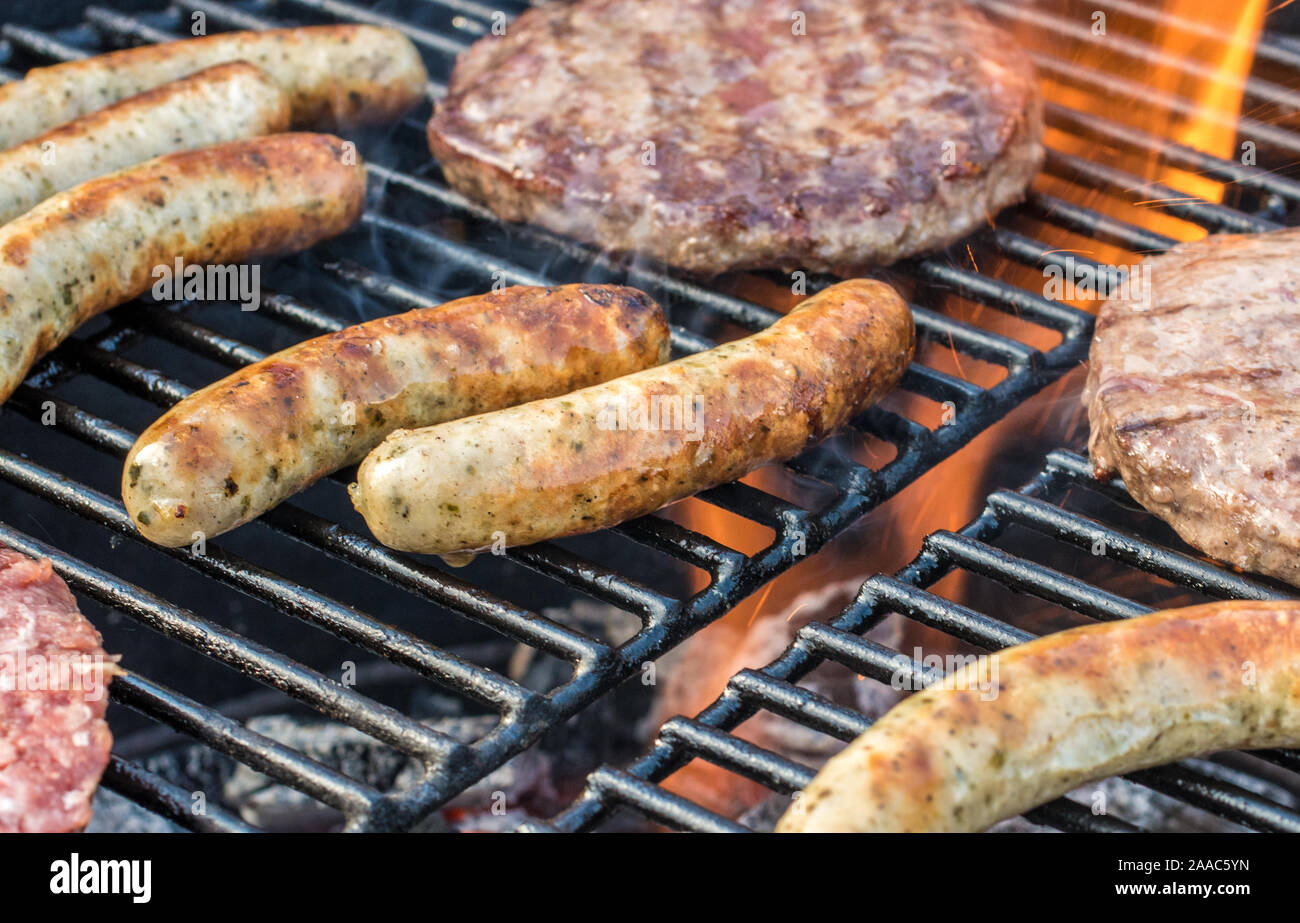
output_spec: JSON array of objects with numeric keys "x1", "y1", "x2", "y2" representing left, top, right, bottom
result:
[
  {"x1": 86, "y1": 787, "x2": 184, "y2": 833},
  {"x1": 223, "y1": 713, "x2": 555, "y2": 831}
]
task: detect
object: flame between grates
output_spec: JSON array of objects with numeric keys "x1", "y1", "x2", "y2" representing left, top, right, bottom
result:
[{"x1": 537, "y1": 450, "x2": 1300, "y2": 833}]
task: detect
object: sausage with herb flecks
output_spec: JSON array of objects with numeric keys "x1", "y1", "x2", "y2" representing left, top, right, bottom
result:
[
  {"x1": 0, "y1": 25, "x2": 426, "y2": 149},
  {"x1": 777, "y1": 600, "x2": 1300, "y2": 832},
  {"x1": 0, "y1": 133, "x2": 365, "y2": 406},
  {"x1": 0, "y1": 62, "x2": 290, "y2": 225},
  {"x1": 123, "y1": 284, "x2": 671, "y2": 547},
  {"x1": 349, "y1": 278, "x2": 914, "y2": 554}
]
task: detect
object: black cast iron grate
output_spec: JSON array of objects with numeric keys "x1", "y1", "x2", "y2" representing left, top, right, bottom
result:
[
  {"x1": 0, "y1": 0, "x2": 1296, "y2": 831},
  {"x1": 538, "y1": 449, "x2": 1300, "y2": 833}
]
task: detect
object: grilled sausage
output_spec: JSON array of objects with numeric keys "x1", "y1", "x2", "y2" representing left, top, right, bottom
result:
[
  {"x1": 776, "y1": 600, "x2": 1300, "y2": 833},
  {"x1": 0, "y1": 62, "x2": 290, "y2": 225},
  {"x1": 350, "y1": 279, "x2": 914, "y2": 554},
  {"x1": 0, "y1": 25, "x2": 426, "y2": 149},
  {"x1": 123, "y1": 285, "x2": 671, "y2": 547},
  {"x1": 0, "y1": 133, "x2": 365, "y2": 405}
]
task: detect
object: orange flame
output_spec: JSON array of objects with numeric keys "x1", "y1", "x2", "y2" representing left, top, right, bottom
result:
[{"x1": 1154, "y1": 0, "x2": 1267, "y2": 201}]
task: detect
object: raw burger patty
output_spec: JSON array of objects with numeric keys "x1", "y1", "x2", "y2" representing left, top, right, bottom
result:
[
  {"x1": 0, "y1": 548, "x2": 113, "y2": 832},
  {"x1": 427, "y1": 0, "x2": 1043, "y2": 274},
  {"x1": 1086, "y1": 228, "x2": 1300, "y2": 588}
]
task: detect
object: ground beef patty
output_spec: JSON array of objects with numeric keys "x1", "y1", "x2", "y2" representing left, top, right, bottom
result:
[
  {"x1": 427, "y1": 0, "x2": 1043, "y2": 275},
  {"x1": 0, "y1": 548, "x2": 114, "y2": 832},
  {"x1": 1086, "y1": 228, "x2": 1300, "y2": 588}
]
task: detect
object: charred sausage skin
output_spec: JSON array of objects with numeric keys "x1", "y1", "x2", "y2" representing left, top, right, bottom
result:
[
  {"x1": 124, "y1": 285, "x2": 671, "y2": 547},
  {"x1": 0, "y1": 62, "x2": 291, "y2": 224},
  {"x1": 0, "y1": 133, "x2": 366, "y2": 405},
  {"x1": 350, "y1": 278, "x2": 914, "y2": 554},
  {"x1": 0, "y1": 24, "x2": 427, "y2": 149},
  {"x1": 777, "y1": 600, "x2": 1300, "y2": 832}
]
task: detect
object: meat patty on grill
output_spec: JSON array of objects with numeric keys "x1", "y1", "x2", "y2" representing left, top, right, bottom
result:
[
  {"x1": 0, "y1": 548, "x2": 114, "y2": 832},
  {"x1": 1086, "y1": 228, "x2": 1300, "y2": 588},
  {"x1": 427, "y1": 0, "x2": 1043, "y2": 275}
]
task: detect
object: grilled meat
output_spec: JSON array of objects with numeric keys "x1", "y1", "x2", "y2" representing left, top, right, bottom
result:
[
  {"x1": 350, "y1": 279, "x2": 914, "y2": 554},
  {"x1": 0, "y1": 133, "x2": 365, "y2": 406},
  {"x1": 124, "y1": 284, "x2": 670, "y2": 547},
  {"x1": 428, "y1": 0, "x2": 1042, "y2": 274},
  {"x1": 0, "y1": 25, "x2": 426, "y2": 149},
  {"x1": 0, "y1": 62, "x2": 290, "y2": 225},
  {"x1": 1086, "y1": 228, "x2": 1300, "y2": 587},
  {"x1": 779, "y1": 600, "x2": 1300, "y2": 832}
]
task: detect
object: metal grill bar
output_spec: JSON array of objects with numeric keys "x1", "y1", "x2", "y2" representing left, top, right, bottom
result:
[
  {"x1": 0, "y1": 519, "x2": 461, "y2": 759},
  {"x1": 1031, "y1": 51, "x2": 1300, "y2": 160},
  {"x1": 1042, "y1": 151, "x2": 1280, "y2": 234},
  {"x1": 0, "y1": 0, "x2": 1297, "y2": 831},
  {"x1": 1041, "y1": 101, "x2": 1300, "y2": 204},
  {"x1": 1026, "y1": 192, "x2": 1180, "y2": 252},
  {"x1": 0, "y1": 424, "x2": 535, "y2": 716},
  {"x1": 110, "y1": 672, "x2": 378, "y2": 815},
  {"x1": 101, "y1": 755, "x2": 256, "y2": 832},
  {"x1": 1040, "y1": 0, "x2": 1300, "y2": 73},
  {"x1": 542, "y1": 449, "x2": 1300, "y2": 833}
]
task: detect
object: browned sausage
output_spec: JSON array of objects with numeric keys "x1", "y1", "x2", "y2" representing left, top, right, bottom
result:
[
  {"x1": 778, "y1": 600, "x2": 1300, "y2": 832},
  {"x1": 123, "y1": 285, "x2": 671, "y2": 547},
  {"x1": 0, "y1": 62, "x2": 290, "y2": 224},
  {"x1": 0, "y1": 133, "x2": 366, "y2": 405},
  {"x1": 0, "y1": 25, "x2": 427, "y2": 149},
  {"x1": 350, "y1": 278, "x2": 915, "y2": 554}
]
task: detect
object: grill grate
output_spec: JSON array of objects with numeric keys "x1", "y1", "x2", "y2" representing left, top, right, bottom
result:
[
  {"x1": 539, "y1": 449, "x2": 1300, "y2": 833},
  {"x1": 0, "y1": 0, "x2": 1296, "y2": 831}
]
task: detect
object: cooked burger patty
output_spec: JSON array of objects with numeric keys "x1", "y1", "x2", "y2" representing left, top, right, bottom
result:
[
  {"x1": 1086, "y1": 228, "x2": 1300, "y2": 588},
  {"x1": 428, "y1": 0, "x2": 1042, "y2": 274},
  {"x1": 0, "y1": 548, "x2": 114, "y2": 833}
]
